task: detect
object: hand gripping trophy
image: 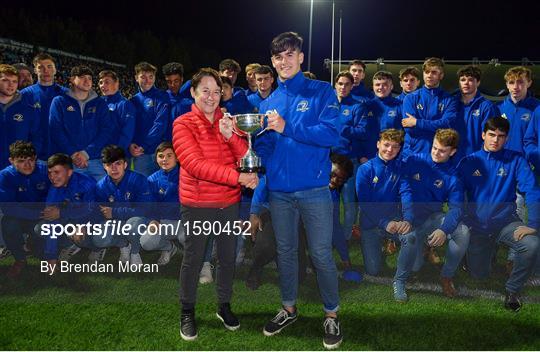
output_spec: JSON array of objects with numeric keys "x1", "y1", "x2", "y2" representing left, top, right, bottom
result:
[{"x1": 225, "y1": 113, "x2": 269, "y2": 173}]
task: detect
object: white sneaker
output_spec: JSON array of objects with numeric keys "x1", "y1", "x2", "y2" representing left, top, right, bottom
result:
[
  {"x1": 236, "y1": 247, "x2": 246, "y2": 266},
  {"x1": 59, "y1": 244, "x2": 81, "y2": 262},
  {"x1": 130, "y1": 253, "x2": 143, "y2": 265},
  {"x1": 199, "y1": 261, "x2": 214, "y2": 284},
  {"x1": 526, "y1": 276, "x2": 540, "y2": 287},
  {"x1": 157, "y1": 243, "x2": 178, "y2": 266},
  {"x1": 119, "y1": 244, "x2": 131, "y2": 264},
  {"x1": 0, "y1": 246, "x2": 11, "y2": 260},
  {"x1": 87, "y1": 248, "x2": 107, "y2": 264}
]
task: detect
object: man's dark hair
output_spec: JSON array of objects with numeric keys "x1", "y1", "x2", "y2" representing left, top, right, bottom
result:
[
  {"x1": 399, "y1": 66, "x2": 421, "y2": 80},
  {"x1": 457, "y1": 65, "x2": 482, "y2": 81},
  {"x1": 162, "y1": 62, "x2": 184, "y2": 77},
  {"x1": 9, "y1": 141, "x2": 36, "y2": 159},
  {"x1": 47, "y1": 153, "x2": 73, "y2": 169},
  {"x1": 219, "y1": 59, "x2": 241, "y2": 73},
  {"x1": 348, "y1": 60, "x2": 366, "y2": 70},
  {"x1": 484, "y1": 116, "x2": 510, "y2": 134},
  {"x1": 134, "y1": 61, "x2": 157, "y2": 75},
  {"x1": 330, "y1": 153, "x2": 354, "y2": 179},
  {"x1": 373, "y1": 70, "x2": 393, "y2": 81},
  {"x1": 270, "y1": 32, "x2": 303, "y2": 56},
  {"x1": 13, "y1": 63, "x2": 32, "y2": 74},
  {"x1": 335, "y1": 71, "x2": 354, "y2": 83},
  {"x1": 220, "y1": 76, "x2": 233, "y2": 87},
  {"x1": 254, "y1": 65, "x2": 274, "y2": 76},
  {"x1": 101, "y1": 145, "x2": 126, "y2": 164},
  {"x1": 155, "y1": 141, "x2": 175, "y2": 155},
  {"x1": 70, "y1": 65, "x2": 94, "y2": 77},
  {"x1": 98, "y1": 70, "x2": 118, "y2": 82},
  {"x1": 32, "y1": 53, "x2": 55, "y2": 66}
]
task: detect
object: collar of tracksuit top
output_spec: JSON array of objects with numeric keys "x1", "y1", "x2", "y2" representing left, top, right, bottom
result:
[
  {"x1": 66, "y1": 89, "x2": 98, "y2": 116},
  {"x1": 276, "y1": 70, "x2": 305, "y2": 96},
  {"x1": 0, "y1": 92, "x2": 23, "y2": 112},
  {"x1": 102, "y1": 91, "x2": 124, "y2": 104},
  {"x1": 149, "y1": 166, "x2": 179, "y2": 202}
]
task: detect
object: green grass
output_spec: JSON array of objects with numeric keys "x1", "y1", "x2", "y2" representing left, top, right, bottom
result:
[{"x1": 1, "y1": 242, "x2": 539, "y2": 350}]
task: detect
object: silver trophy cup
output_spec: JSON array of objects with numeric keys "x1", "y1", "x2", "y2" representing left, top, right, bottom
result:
[{"x1": 226, "y1": 113, "x2": 268, "y2": 173}]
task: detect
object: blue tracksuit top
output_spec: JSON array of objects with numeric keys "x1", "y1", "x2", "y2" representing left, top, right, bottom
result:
[
  {"x1": 0, "y1": 164, "x2": 49, "y2": 220},
  {"x1": 167, "y1": 89, "x2": 181, "y2": 106},
  {"x1": 351, "y1": 83, "x2": 374, "y2": 103},
  {"x1": 403, "y1": 154, "x2": 464, "y2": 234},
  {"x1": 396, "y1": 92, "x2": 409, "y2": 102},
  {"x1": 95, "y1": 170, "x2": 153, "y2": 220},
  {"x1": 354, "y1": 96, "x2": 403, "y2": 160},
  {"x1": 255, "y1": 71, "x2": 340, "y2": 192},
  {"x1": 221, "y1": 93, "x2": 255, "y2": 115},
  {"x1": 130, "y1": 86, "x2": 170, "y2": 152},
  {"x1": 1, "y1": 92, "x2": 42, "y2": 170},
  {"x1": 147, "y1": 165, "x2": 180, "y2": 220},
  {"x1": 102, "y1": 92, "x2": 136, "y2": 152},
  {"x1": 247, "y1": 91, "x2": 271, "y2": 112},
  {"x1": 356, "y1": 155, "x2": 413, "y2": 230},
  {"x1": 496, "y1": 95, "x2": 540, "y2": 154},
  {"x1": 453, "y1": 92, "x2": 497, "y2": 159},
  {"x1": 46, "y1": 171, "x2": 96, "y2": 222},
  {"x1": 458, "y1": 148, "x2": 540, "y2": 234},
  {"x1": 171, "y1": 98, "x2": 194, "y2": 122},
  {"x1": 49, "y1": 90, "x2": 114, "y2": 159},
  {"x1": 21, "y1": 83, "x2": 67, "y2": 160},
  {"x1": 332, "y1": 95, "x2": 362, "y2": 157},
  {"x1": 402, "y1": 86, "x2": 457, "y2": 158},
  {"x1": 523, "y1": 105, "x2": 540, "y2": 175}
]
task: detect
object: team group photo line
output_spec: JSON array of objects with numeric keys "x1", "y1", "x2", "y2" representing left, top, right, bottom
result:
[{"x1": 1, "y1": 30, "x2": 540, "y2": 349}]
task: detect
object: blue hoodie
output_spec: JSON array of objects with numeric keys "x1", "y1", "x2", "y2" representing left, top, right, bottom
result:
[
  {"x1": 130, "y1": 86, "x2": 170, "y2": 152},
  {"x1": 453, "y1": 92, "x2": 497, "y2": 159},
  {"x1": 0, "y1": 163, "x2": 49, "y2": 220},
  {"x1": 523, "y1": 105, "x2": 540, "y2": 175},
  {"x1": 351, "y1": 83, "x2": 374, "y2": 103},
  {"x1": 402, "y1": 86, "x2": 457, "y2": 158},
  {"x1": 102, "y1": 92, "x2": 136, "y2": 152},
  {"x1": 496, "y1": 95, "x2": 540, "y2": 154},
  {"x1": 21, "y1": 83, "x2": 67, "y2": 160},
  {"x1": 255, "y1": 71, "x2": 340, "y2": 192},
  {"x1": 1, "y1": 92, "x2": 42, "y2": 169},
  {"x1": 49, "y1": 90, "x2": 114, "y2": 159},
  {"x1": 147, "y1": 165, "x2": 180, "y2": 219},
  {"x1": 356, "y1": 155, "x2": 413, "y2": 230},
  {"x1": 458, "y1": 148, "x2": 540, "y2": 234},
  {"x1": 95, "y1": 169, "x2": 153, "y2": 220},
  {"x1": 46, "y1": 171, "x2": 96, "y2": 222},
  {"x1": 332, "y1": 94, "x2": 362, "y2": 157},
  {"x1": 352, "y1": 96, "x2": 403, "y2": 160},
  {"x1": 403, "y1": 154, "x2": 464, "y2": 234},
  {"x1": 221, "y1": 93, "x2": 255, "y2": 115}
]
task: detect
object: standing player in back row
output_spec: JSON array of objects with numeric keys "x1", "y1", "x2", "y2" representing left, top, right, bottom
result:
[
  {"x1": 255, "y1": 32, "x2": 343, "y2": 349},
  {"x1": 401, "y1": 57, "x2": 457, "y2": 159}
]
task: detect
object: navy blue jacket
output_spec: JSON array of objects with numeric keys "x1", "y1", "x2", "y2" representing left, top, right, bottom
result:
[
  {"x1": 102, "y1": 92, "x2": 136, "y2": 152},
  {"x1": 46, "y1": 171, "x2": 96, "y2": 222},
  {"x1": 332, "y1": 95, "x2": 362, "y2": 158},
  {"x1": 496, "y1": 95, "x2": 540, "y2": 154},
  {"x1": 403, "y1": 154, "x2": 464, "y2": 234},
  {"x1": 458, "y1": 148, "x2": 540, "y2": 234},
  {"x1": 221, "y1": 93, "x2": 255, "y2": 115},
  {"x1": 49, "y1": 90, "x2": 114, "y2": 159},
  {"x1": 402, "y1": 86, "x2": 457, "y2": 158},
  {"x1": 351, "y1": 83, "x2": 374, "y2": 103},
  {"x1": 21, "y1": 83, "x2": 67, "y2": 160},
  {"x1": 147, "y1": 165, "x2": 180, "y2": 219},
  {"x1": 0, "y1": 164, "x2": 49, "y2": 220},
  {"x1": 95, "y1": 170, "x2": 153, "y2": 220},
  {"x1": 130, "y1": 87, "x2": 170, "y2": 152},
  {"x1": 1, "y1": 92, "x2": 42, "y2": 169},
  {"x1": 255, "y1": 72, "x2": 340, "y2": 192},
  {"x1": 356, "y1": 155, "x2": 413, "y2": 230}
]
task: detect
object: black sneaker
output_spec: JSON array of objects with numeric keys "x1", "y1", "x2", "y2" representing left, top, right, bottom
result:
[
  {"x1": 216, "y1": 303, "x2": 240, "y2": 331},
  {"x1": 180, "y1": 310, "x2": 197, "y2": 341},
  {"x1": 263, "y1": 308, "x2": 298, "y2": 336},
  {"x1": 504, "y1": 292, "x2": 522, "y2": 312},
  {"x1": 323, "y1": 316, "x2": 343, "y2": 350}
]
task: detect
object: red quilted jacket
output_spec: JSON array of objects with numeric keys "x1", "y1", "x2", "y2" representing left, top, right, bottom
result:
[{"x1": 172, "y1": 104, "x2": 247, "y2": 208}]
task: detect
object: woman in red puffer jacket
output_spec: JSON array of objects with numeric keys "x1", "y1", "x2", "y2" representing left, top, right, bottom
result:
[{"x1": 172, "y1": 67, "x2": 258, "y2": 341}]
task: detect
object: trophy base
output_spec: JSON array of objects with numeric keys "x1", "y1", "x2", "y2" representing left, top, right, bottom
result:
[{"x1": 237, "y1": 166, "x2": 265, "y2": 174}]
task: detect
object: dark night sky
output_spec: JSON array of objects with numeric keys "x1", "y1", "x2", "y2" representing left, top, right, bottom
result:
[{"x1": 5, "y1": 0, "x2": 540, "y2": 80}]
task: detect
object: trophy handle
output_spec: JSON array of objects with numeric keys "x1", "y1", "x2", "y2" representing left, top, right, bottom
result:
[
  {"x1": 256, "y1": 114, "x2": 271, "y2": 137},
  {"x1": 224, "y1": 112, "x2": 245, "y2": 137}
]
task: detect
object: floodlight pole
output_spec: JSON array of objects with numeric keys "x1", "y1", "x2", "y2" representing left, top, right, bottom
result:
[
  {"x1": 330, "y1": 1, "x2": 335, "y2": 84},
  {"x1": 308, "y1": 0, "x2": 314, "y2": 72}
]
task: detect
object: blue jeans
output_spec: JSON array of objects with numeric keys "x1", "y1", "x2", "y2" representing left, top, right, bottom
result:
[
  {"x1": 467, "y1": 221, "x2": 539, "y2": 293},
  {"x1": 132, "y1": 154, "x2": 158, "y2": 177},
  {"x1": 360, "y1": 226, "x2": 417, "y2": 282},
  {"x1": 140, "y1": 219, "x2": 183, "y2": 251},
  {"x1": 341, "y1": 160, "x2": 359, "y2": 240},
  {"x1": 92, "y1": 217, "x2": 148, "y2": 254},
  {"x1": 269, "y1": 186, "x2": 339, "y2": 313},
  {"x1": 75, "y1": 158, "x2": 106, "y2": 181},
  {"x1": 413, "y1": 213, "x2": 471, "y2": 278}
]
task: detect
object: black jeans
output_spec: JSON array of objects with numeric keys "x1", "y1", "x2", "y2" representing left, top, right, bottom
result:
[{"x1": 179, "y1": 203, "x2": 239, "y2": 308}]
